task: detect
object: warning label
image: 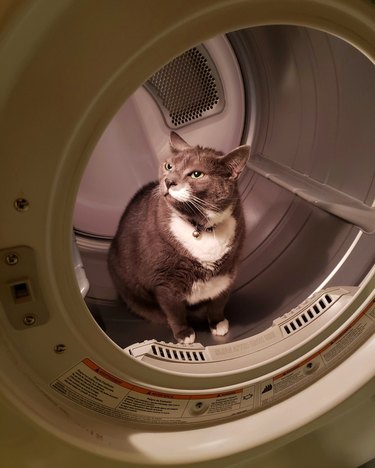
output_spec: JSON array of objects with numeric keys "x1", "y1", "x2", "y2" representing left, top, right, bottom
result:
[
  {"x1": 50, "y1": 299, "x2": 374, "y2": 425},
  {"x1": 321, "y1": 317, "x2": 371, "y2": 364},
  {"x1": 51, "y1": 359, "x2": 255, "y2": 425},
  {"x1": 271, "y1": 356, "x2": 324, "y2": 399},
  {"x1": 265, "y1": 299, "x2": 375, "y2": 407}
]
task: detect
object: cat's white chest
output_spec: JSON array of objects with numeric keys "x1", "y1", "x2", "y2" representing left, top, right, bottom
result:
[
  {"x1": 169, "y1": 212, "x2": 236, "y2": 268},
  {"x1": 186, "y1": 275, "x2": 232, "y2": 304}
]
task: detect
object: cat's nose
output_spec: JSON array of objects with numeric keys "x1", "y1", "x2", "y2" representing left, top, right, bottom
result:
[{"x1": 165, "y1": 178, "x2": 177, "y2": 190}]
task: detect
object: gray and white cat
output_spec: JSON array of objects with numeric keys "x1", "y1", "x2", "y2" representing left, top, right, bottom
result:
[{"x1": 108, "y1": 132, "x2": 249, "y2": 344}]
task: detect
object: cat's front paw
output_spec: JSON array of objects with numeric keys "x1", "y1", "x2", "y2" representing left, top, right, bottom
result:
[
  {"x1": 210, "y1": 318, "x2": 229, "y2": 336},
  {"x1": 175, "y1": 327, "x2": 196, "y2": 345}
]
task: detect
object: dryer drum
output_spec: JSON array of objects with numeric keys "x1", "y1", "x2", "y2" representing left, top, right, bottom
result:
[
  {"x1": 73, "y1": 25, "x2": 375, "y2": 354},
  {"x1": 0, "y1": 2, "x2": 374, "y2": 465}
]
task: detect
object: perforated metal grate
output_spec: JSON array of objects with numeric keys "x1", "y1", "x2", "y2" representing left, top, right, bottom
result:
[
  {"x1": 282, "y1": 294, "x2": 333, "y2": 336},
  {"x1": 151, "y1": 344, "x2": 207, "y2": 362},
  {"x1": 145, "y1": 46, "x2": 225, "y2": 128}
]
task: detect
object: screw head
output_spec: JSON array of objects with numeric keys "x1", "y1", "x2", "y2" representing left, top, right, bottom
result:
[
  {"x1": 54, "y1": 344, "x2": 67, "y2": 354},
  {"x1": 23, "y1": 315, "x2": 36, "y2": 326},
  {"x1": 14, "y1": 198, "x2": 30, "y2": 212},
  {"x1": 5, "y1": 253, "x2": 19, "y2": 266}
]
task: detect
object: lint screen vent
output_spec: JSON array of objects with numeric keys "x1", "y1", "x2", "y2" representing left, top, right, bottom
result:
[
  {"x1": 150, "y1": 344, "x2": 207, "y2": 362},
  {"x1": 283, "y1": 294, "x2": 333, "y2": 336},
  {"x1": 144, "y1": 45, "x2": 225, "y2": 128}
]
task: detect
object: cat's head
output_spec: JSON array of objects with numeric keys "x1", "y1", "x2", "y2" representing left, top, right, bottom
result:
[{"x1": 159, "y1": 132, "x2": 250, "y2": 226}]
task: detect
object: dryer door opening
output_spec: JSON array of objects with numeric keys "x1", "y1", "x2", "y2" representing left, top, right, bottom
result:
[
  {"x1": 73, "y1": 25, "x2": 375, "y2": 354},
  {"x1": 1, "y1": 2, "x2": 375, "y2": 465}
]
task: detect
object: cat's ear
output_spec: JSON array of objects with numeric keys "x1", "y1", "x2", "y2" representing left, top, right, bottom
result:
[
  {"x1": 222, "y1": 145, "x2": 250, "y2": 180},
  {"x1": 169, "y1": 132, "x2": 191, "y2": 152}
]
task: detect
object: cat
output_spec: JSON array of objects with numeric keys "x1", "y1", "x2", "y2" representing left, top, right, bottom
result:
[{"x1": 108, "y1": 132, "x2": 249, "y2": 344}]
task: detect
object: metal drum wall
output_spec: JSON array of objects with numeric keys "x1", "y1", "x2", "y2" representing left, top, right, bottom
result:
[{"x1": 74, "y1": 25, "x2": 375, "y2": 348}]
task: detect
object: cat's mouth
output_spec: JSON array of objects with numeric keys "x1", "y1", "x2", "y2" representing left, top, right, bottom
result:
[
  {"x1": 164, "y1": 186, "x2": 191, "y2": 203},
  {"x1": 164, "y1": 190, "x2": 175, "y2": 202},
  {"x1": 163, "y1": 187, "x2": 173, "y2": 200},
  {"x1": 163, "y1": 190, "x2": 185, "y2": 211}
]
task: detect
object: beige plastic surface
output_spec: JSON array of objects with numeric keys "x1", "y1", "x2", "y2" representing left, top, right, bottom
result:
[{"x1": 0, "y1": 0, "x2": 374, "y2": 467}]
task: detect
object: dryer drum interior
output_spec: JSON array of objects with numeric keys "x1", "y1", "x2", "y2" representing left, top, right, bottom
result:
[
  {"x1": 0, "y1": 5, "x2": 375, "y2": 464},
  {"x1": 73, "y1": 25, "x2": 375, "y2": 356}
]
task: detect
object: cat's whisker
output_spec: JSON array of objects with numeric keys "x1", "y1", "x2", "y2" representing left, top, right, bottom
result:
[
  {"x1": 190, "y1": 194, "x2": 218, "y2": 207},
  {"x1": 188, "y1": 200, "x2": 209, "y2": 220},
  {"x1": 188, "y1": 201, "x2": 206, "y2": 215},
  {"x1": 183, "y1": 202, "x2": 198, "y2": 218},
  {"x1": 189, "y1": 195, "x2": 220, "y2": 213},
  {"x1": 182, "y1": 199, "x2": 204, "y2": 218}
]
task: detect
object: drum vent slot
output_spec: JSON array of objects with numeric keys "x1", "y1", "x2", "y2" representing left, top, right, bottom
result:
[
  {"x1": 151, "y1": 344, "x2": 207, "y2": 362},
  {"x1": 283, "y1": 294, "x2": 333, "y2": 336},
  {"x1": 145, "y1": 46, "x2": 225, "y2": 128}
]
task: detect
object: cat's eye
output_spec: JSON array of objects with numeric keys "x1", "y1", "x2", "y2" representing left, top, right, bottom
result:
[
  {"x1": 190, "y1": 171, "x2": 204, "y2": 179},
  {"x1": 164, "y1": 162, "x2": 173, "y2": 171}
]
